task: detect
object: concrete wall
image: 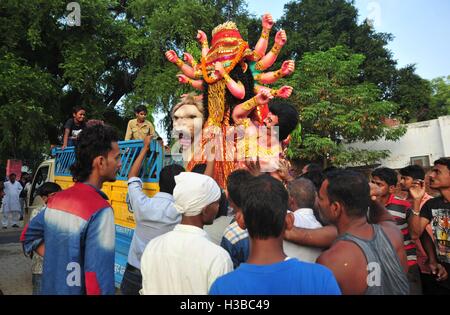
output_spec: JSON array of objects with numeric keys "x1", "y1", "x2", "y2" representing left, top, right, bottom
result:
[{"x1": 346, "y1": 115, "x2": 450, "y2": 169}]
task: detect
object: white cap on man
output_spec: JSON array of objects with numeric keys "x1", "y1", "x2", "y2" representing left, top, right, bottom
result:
[{"x1": 173, "y1": 172, "x2": 221, "y2": 216}]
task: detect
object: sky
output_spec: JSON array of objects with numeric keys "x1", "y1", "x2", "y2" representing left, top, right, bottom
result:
[
  {"x1": 155, "y1": 0, "x2": 450, "y2": 142},
  {"x1": 245, "y1": 0, "x2": 450, "y2": 80}
]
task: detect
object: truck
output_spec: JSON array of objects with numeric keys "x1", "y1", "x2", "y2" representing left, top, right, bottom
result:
[{"x1": 26, "y1": 139, "x2": 164, "y2": 288}]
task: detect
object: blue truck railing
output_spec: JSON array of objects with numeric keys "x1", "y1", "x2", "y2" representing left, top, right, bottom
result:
[{"x1": 53, "y1": 140, "x2": 163, "y2": 182}]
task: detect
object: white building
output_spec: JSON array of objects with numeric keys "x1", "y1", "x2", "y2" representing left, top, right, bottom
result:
[{"x1": 346, "y1": 115, "x2": 450, "y2": 169}]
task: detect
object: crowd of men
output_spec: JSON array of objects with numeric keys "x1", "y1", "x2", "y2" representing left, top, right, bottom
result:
[{"x1": 17, "y1": 117, "x2": 450, "y2": 295}]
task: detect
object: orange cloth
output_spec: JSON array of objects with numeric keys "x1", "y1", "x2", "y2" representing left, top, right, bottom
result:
[{"x1": 187, "y1": 80, "x2": 236, "y2": 189}]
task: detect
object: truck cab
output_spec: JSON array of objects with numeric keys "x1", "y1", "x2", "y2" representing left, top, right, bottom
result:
[
  {"x1": 26, "y1": 159, "x2": 55, "y2": 218},
  {"x1": 26, "y1": 140, "x2": 164, "y2": 288}
]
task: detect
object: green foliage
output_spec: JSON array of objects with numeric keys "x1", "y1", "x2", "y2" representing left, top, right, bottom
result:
[
  {"x1": 278, "y1": 0, "x2": 397, "y2": 98},
  {"x1": 332, "y1": 148, "x2": 390, "y2": 167},
  {"x1": 0, "y1": 0, "x2": 133, "y2": 167},
  {"x1": 429, "y1": 76, "x2": 450, "y2": 118},
  {"x1": 124, "y1": 0, "x2": 252, "y2": 135},
  {"x1": 0, "y1": 53, "x2": 58, "y2": 168},
  {"x1": 0, "y1": 0, "x2": 445, "y2": 170},
  {"x1": 0, "y1": 0, "x2": 251, "y2": 167},
  {"x1": 391, "y1": 64, "x2": 432, "y2": 122},
  {"x1": 285, "y1": 46, "x2": 405, "y2": 167}
]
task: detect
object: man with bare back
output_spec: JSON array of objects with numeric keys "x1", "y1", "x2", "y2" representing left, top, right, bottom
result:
[{"x1": 316, "y1": 170, "x2": 409, "y2": 295}]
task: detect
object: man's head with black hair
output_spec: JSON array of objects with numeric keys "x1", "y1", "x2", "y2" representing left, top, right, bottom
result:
[
  {"x1": 372, "y1": 167, "x2": 398, "y2": 186},
  {"x1": 20, "y1": 173, "x2": 31, "y2": 183},
  {"x1": 434, "y1": 158, "x2": 450, "y2": 170},
  {"x1": 70, "y1": 124, "x2": 121, "y2": 184},
  {"x1": 429, "y1": 158, "x2": 450, "y2": 191},
  {"x1": 72, "y1": 105, "x2": 86, "y2": 114},
  {"x1": 266, "y1": 99, "x2": 299, "y2": 141},
  {"x1": 134, "y1": 105, "x2": 148, "y2": 123},
  {"x1": 159, "y1": 164, "x2": 185, "y2": 195},
  {"x1": 317, "y1": 170, "x2": 370, "y2": 225},
  {"x1": 226, "y1": 169, "x2": 253, "y2": 211},
  {"x1": 399, "y1": 165, "x2": 425, "y2": 191},
  {"x1": 371, "y1": 167, "x2": 398, "y2": 199},
  {"x1": 8, "y1": 173, "x2": 16, "y2": 183},
  {"x1": 237, "y1": 174, "x2": 289, "y2": 239},
  {"x1": 399, "y1": 165, "x2": 425, "y2": 180},
  {"x1": 37, "y1": 182, "x2": 62, "y2": 197},
  {"x1": 134, "y1": 105, "x2": 148, "y2": 115},
  {"x1": 72, "y1": 106, "x2": 86, "y2": 124},
  {"x1": 37, "y1": 182, "x2": 62, "y2": 204},
  {"x1": 191, "y1": 164, "x2": 207, "y2": 175},
  {"x1": 302, "y1": 163, "x2": 322, "y2": 175}
]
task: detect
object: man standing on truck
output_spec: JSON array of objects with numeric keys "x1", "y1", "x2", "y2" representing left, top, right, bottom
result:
[
  {"x1": 62, "y1": 105, "x2": 87, "y2": 150},
  {"x1": 121, "y1": 135, "x2": 185, "y2": 295},
  {"x1": 124, "y1": 105, "x2": 156, "y2": 141},
  {"x1": 21, "y1": 124, "x2": 121, "y2": 295}
]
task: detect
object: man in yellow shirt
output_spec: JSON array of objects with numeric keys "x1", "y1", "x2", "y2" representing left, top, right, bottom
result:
[{"x1": 125, "y1": 105, "x2": 156, "y2": 140}]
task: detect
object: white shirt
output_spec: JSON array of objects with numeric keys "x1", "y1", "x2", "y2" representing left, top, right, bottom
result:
[
  {"x1": 3, "y1": 181, "x2": 22, "y2": 212},
  {"x1": 293, "y1": 208, "x2": 323, "y2": 229},
  {"x1": 283, "y1": 208, "x2": 323, "y2": 263},
  {"x1": 140, "y1": 224, "x2": 233, "y2": 295},
  {"x1": 203, "y1": 215, "x2": 233, "y2": 245},
  {"x1": 127, "y1": 177, "x2": 181, "y2": 269},
  {"x1": 283, "y1": 240, "x2": 322, "y2": 263},
  {"x1": 24, "y1": 182, "x2": 32, "y2": 197}
]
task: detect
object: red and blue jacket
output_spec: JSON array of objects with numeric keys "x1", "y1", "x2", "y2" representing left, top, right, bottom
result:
[{"x1": 21, "y1": 183, "x2": 115, "y2": 295}]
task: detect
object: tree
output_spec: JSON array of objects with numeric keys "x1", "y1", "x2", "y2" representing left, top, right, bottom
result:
[
  {"x1": 278, "y1": 0, "x2": 397, "y2": 99},
  {"x1": 391, "y1": 65, "x2": 432, "y2": 122},
  {"x1": 0, "y1": 0, "x2": 137, "y2": 168},
  {"x1": 429, "y1": 76, "x2": 450, "y2": 119},
  {"x1": 284, "y1": 46, "x2": 405, "y2": 167},
  {"x1": 123, "y1": 0, "x2": 253, "y2": 136},
  {"x1": 0, "y1": 0, "x2": 252, "y2": 167},
  {"x1": 0, "y1": 53, "x2": 58, "y2": 169}
]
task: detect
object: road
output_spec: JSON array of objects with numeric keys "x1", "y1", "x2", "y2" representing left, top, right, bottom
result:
[
  {"x1": 0, "y1": 217, "x2": 33, "y2": 295},
  {"x1": 0, "y1": 229, "x2": 22, "y2": 244}
]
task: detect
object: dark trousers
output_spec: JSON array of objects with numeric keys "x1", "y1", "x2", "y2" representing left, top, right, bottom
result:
[
  {"x1": 120, "y1": 263, "x2": 143, "y2": 295},
  {"x1": 421, "y1": 263, "x2": 450, "y2": 295},
  {"x1": 32, "y1": 274, "x2": 42, "y2": 295},
  {"x1": 407, "y1": 264, "x2": 423, "y2": 295}
]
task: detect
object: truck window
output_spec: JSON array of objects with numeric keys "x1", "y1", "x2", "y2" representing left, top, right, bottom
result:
[{"x1": 29, "y1": 165, "x2": 49, "y2": 207}]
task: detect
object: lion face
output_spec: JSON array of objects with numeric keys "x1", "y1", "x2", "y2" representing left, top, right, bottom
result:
[{"x1": 172, "y1": 104, "x2": 204, "y2": 145}]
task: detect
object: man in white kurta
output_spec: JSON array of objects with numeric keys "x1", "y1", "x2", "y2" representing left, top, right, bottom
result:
[
  {"x1": 140, "y1": 172, "x2": 233, "y2": 295},
  {"x1": 2, "y1": 173, "x2": 23, "y2": 228}
]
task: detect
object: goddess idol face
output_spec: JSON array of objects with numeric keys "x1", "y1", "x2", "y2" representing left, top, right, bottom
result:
[{"x1": 202, "y1": 22, "x2": 252, "y2": 81}]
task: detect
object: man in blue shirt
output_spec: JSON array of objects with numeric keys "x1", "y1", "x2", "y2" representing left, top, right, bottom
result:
[
  {"x1": 210, "y1": 175, "x2": 341, "y2": 295},
  {"x1": 120, "y1": 135, "x2": 185, "y2": 295}
]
